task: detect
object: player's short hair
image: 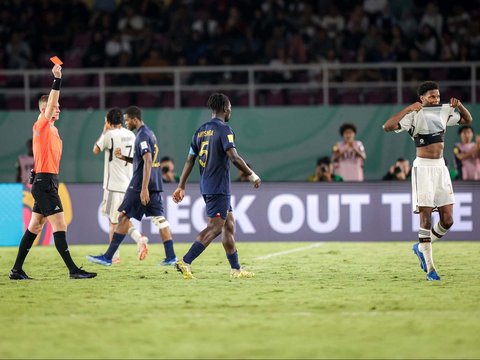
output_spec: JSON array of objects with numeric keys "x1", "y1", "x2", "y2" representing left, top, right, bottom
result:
[
  {"x1": 38, "y1": 94, "x2": 49, "y2": 106},
  {"x1": 458, "y1": 125, "x2": 473, "y2": 135},
  {"x1": 207, "y1": 93, "x2": 230, "y2": 113},
  {"x1": 106, "y1": 107, "x2": 123, "y2": 125},
  {"x1": 417, "y1": 81, "x2": 439, "y2": 97},
  {"x1": 339, "y1": 123, "x2": 357, "y2": 136},
  {"x1": 124, "y1": 106, "x2": 142, "y2": 120}
]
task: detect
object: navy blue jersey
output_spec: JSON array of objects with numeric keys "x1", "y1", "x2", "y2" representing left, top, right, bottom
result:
[
  {"x1": 129, "y1": 125, "x2": 163, "y2": 192},
  {"x1": 190, "y1": 118, "x2": 236, "y2": 195}
]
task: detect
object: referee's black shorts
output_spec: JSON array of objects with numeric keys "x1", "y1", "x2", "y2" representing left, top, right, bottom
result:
[{"x1": 31, "y1": 173, "x2": 63, "y2": 216}]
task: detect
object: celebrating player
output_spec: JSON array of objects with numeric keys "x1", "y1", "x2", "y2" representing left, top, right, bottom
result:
[
  {"x1": 383, "y1": 81, "x2": 473, "y2": 281},
  {"x1": 87, "y1": 106, "x2": 177, "y2": 266},
  {"x1": 172, "y1": 93, "x2": 261, "y2": 279}
]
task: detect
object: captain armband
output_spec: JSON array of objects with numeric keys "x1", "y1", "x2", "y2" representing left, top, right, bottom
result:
[{"x1": 52, "y1": 77, "x2": 62, "y2": 90}]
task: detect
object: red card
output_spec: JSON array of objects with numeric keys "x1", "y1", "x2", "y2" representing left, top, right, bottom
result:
[{"x1": 49, "y1": 56, "x2": 63, "y2": 65}]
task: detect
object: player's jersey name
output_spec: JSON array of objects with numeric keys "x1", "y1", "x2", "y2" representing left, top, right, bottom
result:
[{"x1": 197, "y1": 130, "x2": 215, "y2": 138}]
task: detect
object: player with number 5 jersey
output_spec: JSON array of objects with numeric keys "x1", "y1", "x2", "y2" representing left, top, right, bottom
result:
[{"x1": 173, "y1": 93, "x2": 261, "y2": 279}]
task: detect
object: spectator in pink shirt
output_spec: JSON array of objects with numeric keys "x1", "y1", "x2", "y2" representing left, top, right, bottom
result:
[
  {"x1": 332, "y1": 123, "x2": 366, "y2": 181},
  {"x1": 453, "y1": 125, "x2": 480, "y2": 180}
]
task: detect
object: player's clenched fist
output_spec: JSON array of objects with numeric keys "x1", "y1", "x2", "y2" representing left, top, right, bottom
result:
[
  {"x1": 450, "y1": 98, "x2": 461, "y2": 108},
  {"x1": 52, "y1": 64, "x2": 62, "y2": 78},
  {"x1": 406, "y1": 102, "x2": 422, "y2": 112}
]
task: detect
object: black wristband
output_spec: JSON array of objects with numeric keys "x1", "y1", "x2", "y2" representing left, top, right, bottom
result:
[{"x1": 52, "y1": 77, "x2": 61, "y2": 90}]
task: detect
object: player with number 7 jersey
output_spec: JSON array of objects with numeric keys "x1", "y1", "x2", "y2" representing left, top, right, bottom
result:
[{"x1": 87, "y1": 106, "x2": 177, "y2": 268}]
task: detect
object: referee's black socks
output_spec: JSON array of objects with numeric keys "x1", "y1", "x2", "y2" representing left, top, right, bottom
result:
[
  {"x1": 53, "y1": 231, "x2": 78, "y2": 272},
  {"x1": 13, "y1": 229, "x2": 37, "y2": 270}
]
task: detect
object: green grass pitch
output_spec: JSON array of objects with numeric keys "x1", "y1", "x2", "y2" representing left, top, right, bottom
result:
[{"x1": 1, "y1": 241, "x2": 480, "y2": 359}]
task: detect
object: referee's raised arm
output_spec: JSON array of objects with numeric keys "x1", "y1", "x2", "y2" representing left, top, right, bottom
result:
[{"x1": 44, "y1": 64, "x2": 62, "y2": 121}]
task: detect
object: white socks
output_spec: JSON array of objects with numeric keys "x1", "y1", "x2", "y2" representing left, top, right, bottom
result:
[
  {"x1": 128, "y1": 227, "x2": 142, "y2": 243},
  {"x1": 431, "y1": 222, "x2": 448, "y2": 243},
  {"x1": 419, "y1": 242, "x2": 435, "y2": 273},
  {"x1": 418, "y1": 227, "x2": 436, "y2": 273}
]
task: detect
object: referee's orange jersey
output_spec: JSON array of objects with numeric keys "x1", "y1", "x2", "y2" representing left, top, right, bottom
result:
[{"x1": 32, "y1": 113, "x2": 62, "y2": 174}]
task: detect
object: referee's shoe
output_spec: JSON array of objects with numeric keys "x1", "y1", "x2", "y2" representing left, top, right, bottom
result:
[
  {"x1": 70, "y1": 267, "x2": 97, "y2": 279},
  {"x1": 9, "y1": 268, "x2": 32, "y2": 280}
]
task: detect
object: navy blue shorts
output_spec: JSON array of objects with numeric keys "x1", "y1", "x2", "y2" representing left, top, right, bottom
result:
[
  {"x1": 203, "y1": 194, "x2": 232, "y2": 220},
  {"x1": 118, "y1": 190, "x2": 165, "y2": 221}
]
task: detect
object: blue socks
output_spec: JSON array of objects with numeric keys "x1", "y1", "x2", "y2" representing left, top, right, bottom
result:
[
  {"x1": 183, "y1": 241, "x2": 206, "y2": 264},
  {"x1": 104, "y1": 232, "x2": 126, "y2": 260},
  {"x1": 163, "y1": 239, "x2": 176, "y2": 260},
  {"x1": 226, "y1": 251, "x2": 240, "y2": 270}
]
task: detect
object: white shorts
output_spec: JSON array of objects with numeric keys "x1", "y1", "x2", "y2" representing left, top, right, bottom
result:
[
  {"x1": 101, "y1": 190, "x2": 125, "y2": 223},
  {"x1": 411, "y1": 157, "x2": 455, "y2": 213}
]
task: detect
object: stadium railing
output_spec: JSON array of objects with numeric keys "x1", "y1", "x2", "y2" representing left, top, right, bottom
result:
[{"x1": 0, "y1": 61, "x2": 478, "y2": 110}]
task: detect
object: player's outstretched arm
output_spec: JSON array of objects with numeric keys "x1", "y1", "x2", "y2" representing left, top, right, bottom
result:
[
  {"x1": 44, "y1": 64, "x2": 62, "y2": 120},
  {"x1": 173, "y1": 154, "x2": 196, "y2": 203},
  {"x1": 450, "y1": 98, "x2": 473, "y2": 125},
  {"x1": 227, "y1": 148, "x2": 261, "y2": 188},
  {"x1": 383, "y1": 102, "x2": 422, "y2": 132}
]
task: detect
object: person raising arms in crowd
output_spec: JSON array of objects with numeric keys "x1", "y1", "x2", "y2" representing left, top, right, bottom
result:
[
  {"x1": 453, "y1": 125, "x2": 480, "y2": 180},
  {"x1": 332, "y1": 123, "x2": 366, "y2": 181}
]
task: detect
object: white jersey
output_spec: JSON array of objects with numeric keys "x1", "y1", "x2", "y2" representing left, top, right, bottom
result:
[
  {"x1": 96, "y1": 127, "x2": 136, "y2": 192},
  {"x1": 396, "y1": 104, "x2": 461, "y2": 146}
]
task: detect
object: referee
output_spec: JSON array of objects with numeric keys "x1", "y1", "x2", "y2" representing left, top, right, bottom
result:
[{"x1": 9, "y1": 64, "x2": 96, "y2": 280}]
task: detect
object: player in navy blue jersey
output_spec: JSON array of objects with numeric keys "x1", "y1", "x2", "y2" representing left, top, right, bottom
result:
[
  {"x1": 87, "y1": 106, "x2": 177, "y2": 267},
  {"x1": 172, "y1": 93, "x2": 261, "y2": 279}
]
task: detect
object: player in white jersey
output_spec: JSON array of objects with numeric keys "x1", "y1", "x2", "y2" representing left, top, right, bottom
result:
[
  {"x1": 93, "y1": 107, "x2": 148, "y2": 263},
  {"x1": 383, "y1": 81, "x2": 472, "y2": 281}
]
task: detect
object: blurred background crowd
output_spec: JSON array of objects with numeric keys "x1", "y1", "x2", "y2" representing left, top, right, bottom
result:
[
  {"x1": 2, "y1": 0, "x2": 480, "y2": 81},
  {"x1": 3, "y1": 0, "x2": 480, "y2": 182}
]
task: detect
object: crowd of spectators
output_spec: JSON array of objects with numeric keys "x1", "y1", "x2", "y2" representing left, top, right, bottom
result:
[
  {"x1": 1, "y1": 0, "x2": 480, "y2": 108},
  {"x1": 1, "y1": 0, "x2": 480, "y2": 77}
]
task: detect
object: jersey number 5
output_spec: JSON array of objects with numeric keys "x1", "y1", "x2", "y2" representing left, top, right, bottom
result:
[{"x1": 198, "y1": 141, "x2": 209, "y2": 167}]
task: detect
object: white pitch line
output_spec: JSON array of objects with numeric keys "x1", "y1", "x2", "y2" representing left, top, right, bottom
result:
[{"x1": 254, "y1": 243, "x2": 324, "y2": 261}]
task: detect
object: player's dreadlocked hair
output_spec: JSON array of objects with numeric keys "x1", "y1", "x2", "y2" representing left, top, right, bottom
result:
[
  {"x1": 207, "y1": 93, "x2": 230, "y2": 113},
  {"x1": 417, "y1": 81, "x2": 439, "y2": 97}
]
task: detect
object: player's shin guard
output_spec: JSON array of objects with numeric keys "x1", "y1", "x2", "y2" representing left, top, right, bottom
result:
[
  {"x1": 431, "y1": 222, "x2": 448, "y2": 242},
  {"x1": 418, "y1": 228, "x2": 435, "y2": 273}
]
